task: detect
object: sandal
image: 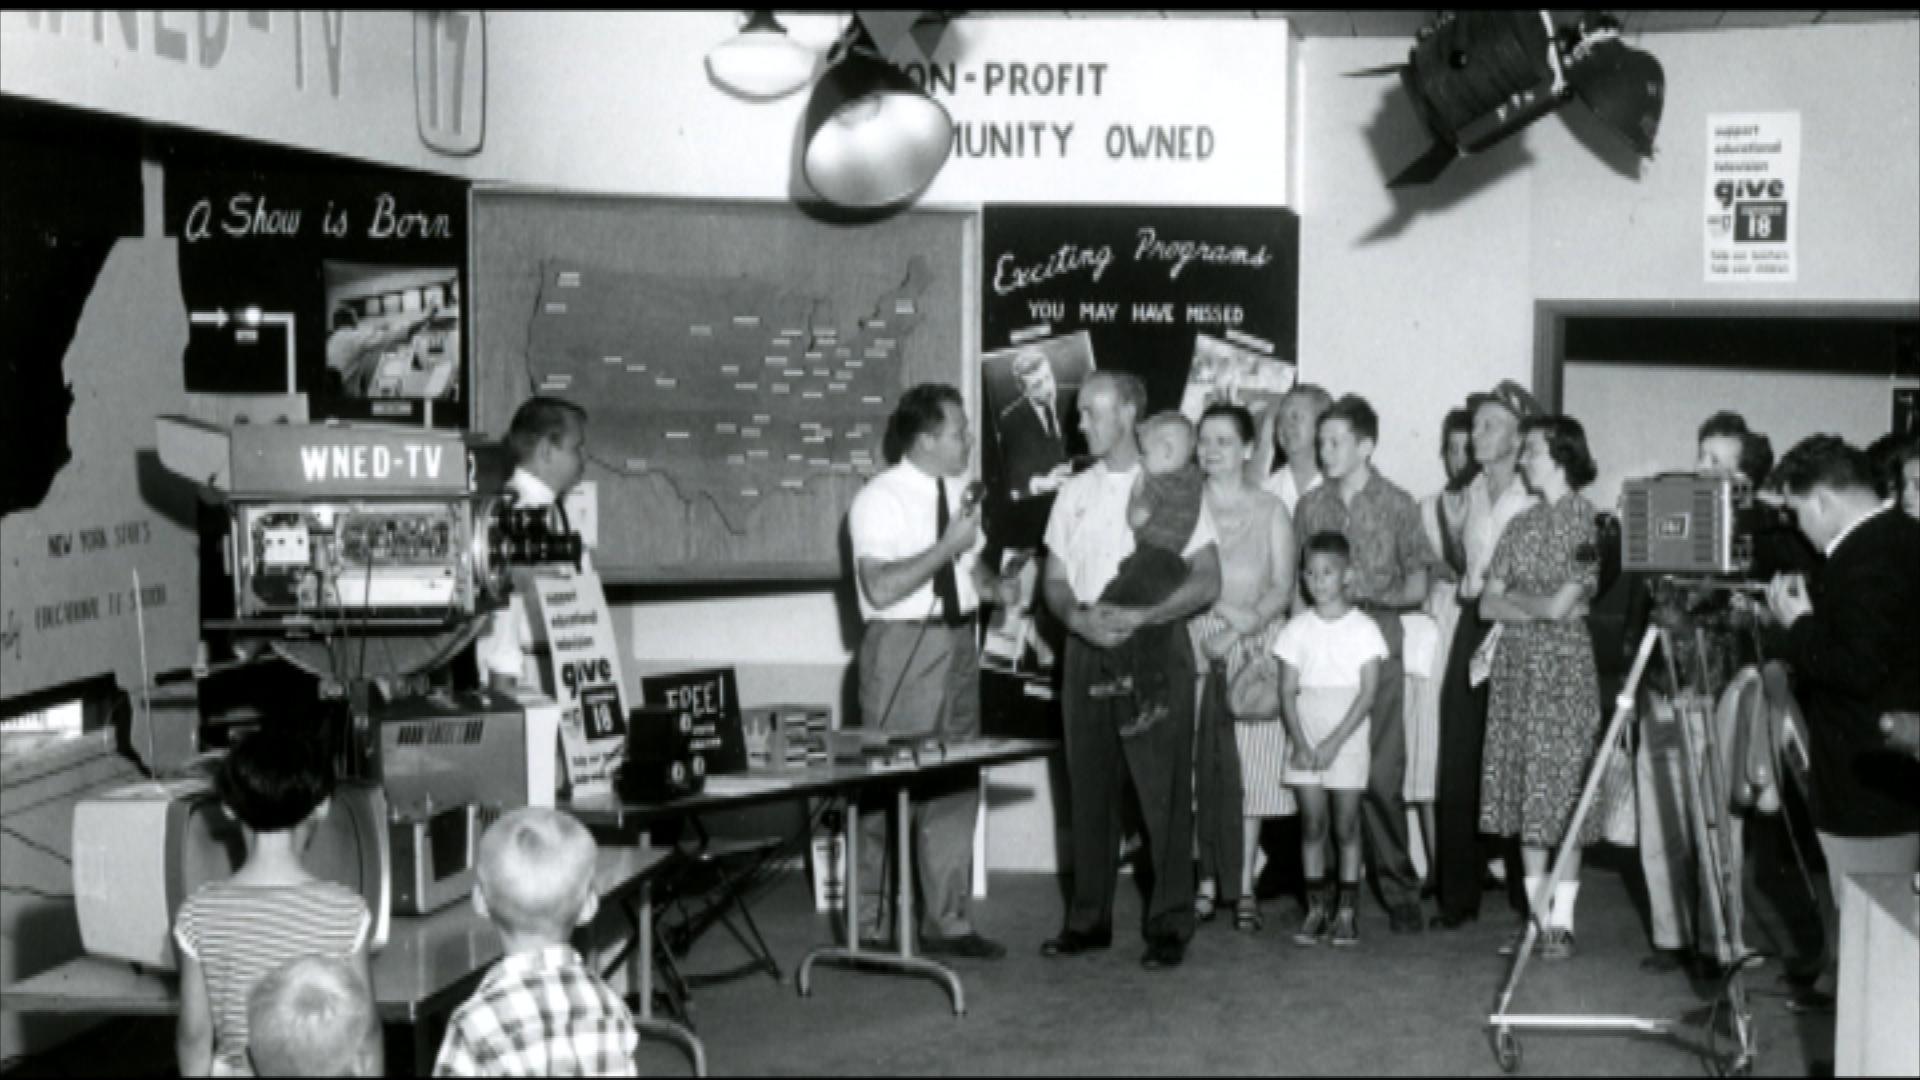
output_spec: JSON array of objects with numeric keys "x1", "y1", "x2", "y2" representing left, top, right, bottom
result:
[
  {"x1": 1234, "y1": 898, "x2": 1263, "y2": 932},
  {"x1": 1195, "y1": 881, "x2": 1218, "y2": 921}
]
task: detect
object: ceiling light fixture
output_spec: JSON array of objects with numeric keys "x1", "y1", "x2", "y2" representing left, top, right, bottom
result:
[{"x1": 706, "y1": 10, "x2": 819, "y2": 101}]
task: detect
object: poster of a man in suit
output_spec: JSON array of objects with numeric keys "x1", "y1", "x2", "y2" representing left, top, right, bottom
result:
[{"x1": 983, "y1": 332, "x2": 1095, "y2": 499}]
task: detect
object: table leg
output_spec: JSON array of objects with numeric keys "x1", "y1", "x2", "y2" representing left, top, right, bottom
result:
[
  {"x1": 795, "y1": 785, "x2": 965, "y2": 1015},
  {"x1": 412, "y1": 1017, "x2": 436, "y2": 1076},
  {"x1": 631, "y1": 838, "x2": 708, "y2": 1076}
]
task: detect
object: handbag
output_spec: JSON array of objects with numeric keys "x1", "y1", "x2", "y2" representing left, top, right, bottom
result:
[
  {"x1": 1599, "y1": 723, "x2": 1637, "y2": 847},
  {"x1": 1227, "y1": 651, "x2": 1283, "y2": 721}
]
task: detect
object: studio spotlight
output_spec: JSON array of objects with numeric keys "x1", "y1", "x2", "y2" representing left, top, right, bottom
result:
[
  {"x1": 1350, "y1": 10, "x2": 1664, "y2": 187},
  {"x1": 801, "y1": 28, "x2": 954, "y2": 210}
]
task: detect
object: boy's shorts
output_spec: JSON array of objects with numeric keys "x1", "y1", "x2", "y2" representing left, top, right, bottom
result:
[{"x1": 1283, "y1": 685, "x2": 1370, "y2": 791}]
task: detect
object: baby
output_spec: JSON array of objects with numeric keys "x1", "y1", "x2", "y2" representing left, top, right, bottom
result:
[
  {"x1": 247, "y1": 955, "x2": 382, "y2": 1077},
  {"x1": 1088, "y1": 411, "x2": 1206, "y2": 738}
]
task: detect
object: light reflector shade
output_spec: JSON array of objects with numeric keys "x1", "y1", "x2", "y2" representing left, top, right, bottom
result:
[
  {"x1": 706, "y1": 12, "x2": 818, "y2": 100},
  {"x1": 1567, "y1": 38, "x2": 1665, "y2": 157},
  {"x1": 802, "y1": 51, "x2": 953, "y2": 209}
]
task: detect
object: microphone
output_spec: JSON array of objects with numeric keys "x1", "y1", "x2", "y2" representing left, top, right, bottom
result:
[{"x1": 960, "y1": 481, "x2": 987, "y2": 513}]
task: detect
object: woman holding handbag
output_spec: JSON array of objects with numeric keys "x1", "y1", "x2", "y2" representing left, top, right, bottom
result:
[
  {"x1": 1189, "y1": 403, "x2": 1297, "y2": 931},
  {"x1": 1478, "y1": 414, "x2": 1605, "y2": 961}
]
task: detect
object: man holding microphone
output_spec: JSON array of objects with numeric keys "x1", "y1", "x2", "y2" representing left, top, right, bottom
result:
[{"x1": 847, "y1": 383, "x2": 1019, "y2": 959}]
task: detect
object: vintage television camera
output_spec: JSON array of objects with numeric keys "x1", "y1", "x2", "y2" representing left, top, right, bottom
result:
[
  {"x1": 1620, "y1": 471, "x2": 1779, "y2": 579},
  {"x1": 156, "y1": 419, "x2": 583, "y2": 629}
]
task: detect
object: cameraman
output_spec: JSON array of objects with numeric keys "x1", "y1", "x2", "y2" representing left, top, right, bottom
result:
[
  {"x1": 1624, "y1": 413, "x2": 1815, "y2": 980},
  {"x1": 1764, "y1": 436, "x2": 1920, "y2": 900}
]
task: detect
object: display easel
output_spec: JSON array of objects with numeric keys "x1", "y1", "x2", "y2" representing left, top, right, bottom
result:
[{"x1": 1487, "y1": 622, "x2": 1761, "y2": 1076}]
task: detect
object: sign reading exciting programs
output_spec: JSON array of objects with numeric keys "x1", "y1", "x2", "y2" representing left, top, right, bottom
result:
[{"x1": 1704, "y1": 112, "x2": 1799, "y2": 283}]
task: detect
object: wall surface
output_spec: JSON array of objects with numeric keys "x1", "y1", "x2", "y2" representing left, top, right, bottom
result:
[
  {"x1": 1565, "y1": 364, "x2": 1892, "y2": 510},
  {"x1": 1530, "y1": 23, "x2": 1920, "y2": 306},
  {"x1": 475, "y1": 12, "x2": 1293, "y2": 206},
  {"x1": 1297, "y1": 22, "x2": 1920, "y2": 497},
  {"x1": 0, "y1": 10, "x2": 471, "y2": 174},
  {"x1": 1293, "y1": 35, "x2": 1537, "y2": 497}
]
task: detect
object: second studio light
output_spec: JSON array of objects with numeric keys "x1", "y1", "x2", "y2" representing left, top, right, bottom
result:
[
  {"x1": 706, "y1": 11, "x2": 819, "y2": 101},
  {"x1": 801, "y1": 35, "x2": 954, "y2": 210}
]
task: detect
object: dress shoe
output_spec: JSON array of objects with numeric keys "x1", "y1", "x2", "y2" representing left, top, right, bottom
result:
[
  {"x1": 1040, "y1": 927, "x2": 1112, "y2": 957},
  {"x1": 1388, "y1": 903, "x2": 1426, "y2": 934},
  {"x1": 1429, "y1": 910, "x2": 1478, "y2": 931},
  {"x1": 1639, "y1": 949, "x2": 1688, "y2": 974},
  {"x1": 920, "y1": 931, "x2": 1006, "y2": 960},
  {"x1": 1785, "y1": 988, "x2": 1835, "y2": 1015},
  {"x1": 1140, "y1": 937, "x2": 1186, "y2": 970}
]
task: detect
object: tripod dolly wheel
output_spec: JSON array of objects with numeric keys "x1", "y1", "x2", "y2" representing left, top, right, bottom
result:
[
  {"x1": 1491, "y1": 1027, "x2": 1522, "y2": 1073},
  {"x1": 1712, "y1": 1054, "x2": 1752, "y2": 1078}
]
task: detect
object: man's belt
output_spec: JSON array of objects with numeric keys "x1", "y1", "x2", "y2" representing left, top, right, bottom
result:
[
  {"x1": 876, "y1": 612, "x2": 977, "y2": 627},
  {"x1": 1360, "y1": 601, "x2": 1419, "y2": 617}
]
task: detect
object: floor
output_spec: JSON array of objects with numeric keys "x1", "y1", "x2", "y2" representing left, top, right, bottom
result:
[{"x1": 7, "y1": 854, "x2": 1836, "y2": 1077}]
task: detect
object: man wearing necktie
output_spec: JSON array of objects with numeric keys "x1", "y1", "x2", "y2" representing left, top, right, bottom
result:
[
  {"x1": 997, "y1": 348, "x2": 1072, "y2": 503},
  {"x1": 847, "y1": 383, "x2": 1020, "y2": 959}
]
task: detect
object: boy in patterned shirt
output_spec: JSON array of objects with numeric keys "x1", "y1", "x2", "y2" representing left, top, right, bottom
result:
[{"x1": 434, "y1": 807, "x2": 638, "y2": 1077}]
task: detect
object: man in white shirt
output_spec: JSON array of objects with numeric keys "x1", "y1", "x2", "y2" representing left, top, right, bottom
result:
[
  {"x1": 1039, "y1": 372, "x2": 1221, "y2": 971},
  {"x1": 476, "y1": 397, "x2": 588, "y2": 691},
  {"x1": 847, "y1": 383, "x2": 1018, "y2": 960},
  {"x1": 1431, "y1": 380, "x2": 1540, "y2": 929}
]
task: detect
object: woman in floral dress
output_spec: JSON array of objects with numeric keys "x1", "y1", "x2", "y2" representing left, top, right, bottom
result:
[{"x1": 1479, "y1": 414, "x2": 1603, "y2": 960}]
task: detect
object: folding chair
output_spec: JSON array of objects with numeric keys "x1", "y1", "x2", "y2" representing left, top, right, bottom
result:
[{"x1": 650, "y1": 818, "x2": 785, "y2": 1004}]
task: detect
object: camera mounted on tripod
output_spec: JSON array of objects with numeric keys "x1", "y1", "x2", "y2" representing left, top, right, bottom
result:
[{"x1": 1620, "y1": 471, "x2": 1791, "y2": 604}]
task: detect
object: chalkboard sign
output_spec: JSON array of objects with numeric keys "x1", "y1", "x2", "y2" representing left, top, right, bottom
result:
[
  {"x1": 979, "y1": 205, "x2": 1299, "y2": 548},
  {"x1": 161, "y1": 132, "x2": 470, "y2": 427},
  {"x1": 639, "y1": 667, "x2": 749, "y2": 775}
]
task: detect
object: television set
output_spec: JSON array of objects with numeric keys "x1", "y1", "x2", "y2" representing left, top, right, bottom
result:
[{"x1": 73, "y1": 777, "x2": 392, "y2": 971}]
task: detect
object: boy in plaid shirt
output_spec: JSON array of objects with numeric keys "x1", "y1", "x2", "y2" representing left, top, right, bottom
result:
[{"x1": 434, "y1": 808, "x2": 638, "y2": 1077}]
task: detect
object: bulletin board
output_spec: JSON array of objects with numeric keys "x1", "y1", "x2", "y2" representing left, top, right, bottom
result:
[
  {"x1": 977, "y1": 204, "x2": 1299, "y2": 549},
  {"x1": 473, "y1": 194, "x2": 973, "y2": 582}
]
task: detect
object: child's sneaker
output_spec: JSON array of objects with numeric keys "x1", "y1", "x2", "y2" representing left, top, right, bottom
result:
[
  {"x1": 1294, "y1": 889, "x2": 1331, "y2": 946},
  {"x1": 1330, "y1": 904, "x2": 1359, "y2": 947},
  {"x1": 1541, "y1": 928, "x2": 1577, "y2": 961}
]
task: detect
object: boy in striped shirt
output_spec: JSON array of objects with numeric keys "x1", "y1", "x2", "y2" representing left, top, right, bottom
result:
[{"x1": 434, "y1": 807, "x2": 639, "y2": 1077}]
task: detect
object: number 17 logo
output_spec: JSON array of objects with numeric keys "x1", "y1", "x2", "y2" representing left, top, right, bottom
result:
[{"x1": 415, "y1": 12, "x2": 485, "y2": 156}]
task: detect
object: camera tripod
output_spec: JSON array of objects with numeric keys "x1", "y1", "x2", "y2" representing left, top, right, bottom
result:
[{"x1": 1487, "y1": 622, "x2": 1762, "y2": 1076}]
